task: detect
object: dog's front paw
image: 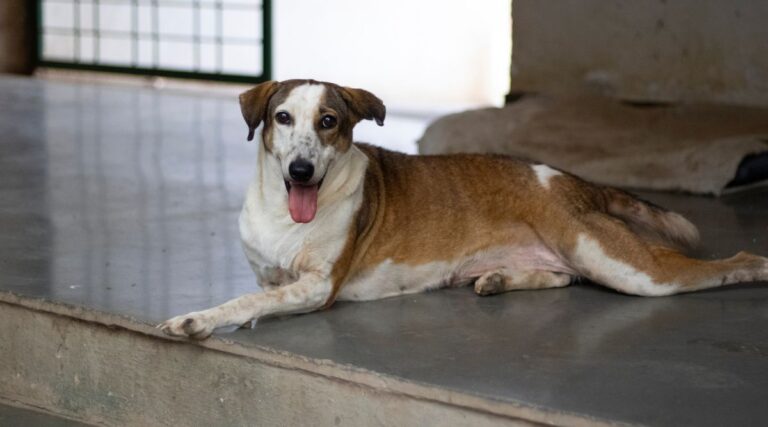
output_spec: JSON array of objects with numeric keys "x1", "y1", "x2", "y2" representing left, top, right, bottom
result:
[{"x1": 158, "y1": 311, "x2": 215, "y2": 340}]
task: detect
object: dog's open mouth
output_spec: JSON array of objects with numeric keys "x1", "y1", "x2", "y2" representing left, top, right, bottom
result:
[{"x1": 284, "y1": 177, "x2": 324, "y2": 223}]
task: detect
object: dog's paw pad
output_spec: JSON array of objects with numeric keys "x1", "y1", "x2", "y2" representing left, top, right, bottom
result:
[{"x1": 158, "y1": 312, "x2": 214, "y2": 340}]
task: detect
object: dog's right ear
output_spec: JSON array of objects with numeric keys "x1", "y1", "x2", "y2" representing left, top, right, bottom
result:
[
  {"x1": 239, "y1": 81, "x2": 280, "y2": 141},
  {"x1": 339, "y1": 87, "x2": 386, "y2": 127}
]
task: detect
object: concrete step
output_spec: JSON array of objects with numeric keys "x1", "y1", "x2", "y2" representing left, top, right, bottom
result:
[{"x1": 0, "y1": 293, "x2": 556, "y2": 427}]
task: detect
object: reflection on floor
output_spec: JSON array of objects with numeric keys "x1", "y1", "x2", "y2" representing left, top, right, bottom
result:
[{"x1": 1, "y1": 75, "x2": 768, "y2": 426}]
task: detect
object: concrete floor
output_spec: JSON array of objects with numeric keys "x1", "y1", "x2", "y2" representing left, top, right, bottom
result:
[{"x1": 1, "y1": 75, "x2": 768, "y2": 426}]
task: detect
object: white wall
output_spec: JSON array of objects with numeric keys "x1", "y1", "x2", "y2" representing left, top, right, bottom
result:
[{"x1": 273, "y1": 0, "x2": 511, "y2": 113}]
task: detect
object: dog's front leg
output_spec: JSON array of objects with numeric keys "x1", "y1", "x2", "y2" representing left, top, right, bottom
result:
[{"x1": 159, "y1": 273, "x2": 331, "y2": 339}]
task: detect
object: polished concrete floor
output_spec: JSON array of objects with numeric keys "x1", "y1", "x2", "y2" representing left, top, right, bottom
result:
[{"x1": 1, "y1": 75, "x2": 768, "y2": 426}]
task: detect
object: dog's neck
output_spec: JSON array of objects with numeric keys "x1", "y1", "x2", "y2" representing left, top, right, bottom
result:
[{"x1": 251, "y1": 140, "x2": 368, "y2": 221}]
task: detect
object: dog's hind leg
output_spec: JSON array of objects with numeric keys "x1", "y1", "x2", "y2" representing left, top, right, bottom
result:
[
  {"x1": 474, "y1": 269, "x2": 572, "y2": 296},
  {"x1": 563, "y1": 212, "x2": 768, "y2": 296}
]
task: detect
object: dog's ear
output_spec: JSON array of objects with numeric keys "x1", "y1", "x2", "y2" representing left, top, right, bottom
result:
[
  {"x1": 239, "y1": 81, "x2": 280, "y2": 141},
  {"x1": 340, "y1": 87, "x2": 386, "y2": 126}
]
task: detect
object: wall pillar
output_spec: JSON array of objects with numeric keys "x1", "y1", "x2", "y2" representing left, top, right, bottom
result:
[{"x1": 0, "y1": 0, "x2": 35, "y2": 75}]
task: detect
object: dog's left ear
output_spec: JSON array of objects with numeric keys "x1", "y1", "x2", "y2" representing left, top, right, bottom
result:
[
  {"x1": 239, "y1": 81, "x2": 280, "y2": 141},
  {"x1": 340, "y1": 87, "x2": 386, "y2": 126}
]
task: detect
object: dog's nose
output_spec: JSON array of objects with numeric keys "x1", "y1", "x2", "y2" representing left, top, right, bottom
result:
[{"x1": 288, "y1": 159, "x2": 315, "y2": 183}]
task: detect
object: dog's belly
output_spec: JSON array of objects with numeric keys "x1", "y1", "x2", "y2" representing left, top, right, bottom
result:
[{"x1": 338, "y1": 244, "x2": 575, "y2": 301}]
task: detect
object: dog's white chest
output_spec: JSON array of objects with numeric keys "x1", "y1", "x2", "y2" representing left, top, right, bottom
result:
[
  {"x1": 238, "y1": 177, "x2": 365, "y2": 288},
  {"x1": 239, "y1": 201, "x2": 319, "y2": 282},
  {"x1": 239, "y1": 202, "x2": 307, "y2": 286}
]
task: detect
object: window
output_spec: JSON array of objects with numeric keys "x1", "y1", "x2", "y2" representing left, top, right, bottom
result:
[{"x1": 38, "y1": 0, "x2": 271, "y2": 82}]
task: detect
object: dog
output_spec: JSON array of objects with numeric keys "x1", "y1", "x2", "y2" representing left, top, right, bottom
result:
[{"x1": 159, "y1": 79, "x2": 768, "y2": 339}]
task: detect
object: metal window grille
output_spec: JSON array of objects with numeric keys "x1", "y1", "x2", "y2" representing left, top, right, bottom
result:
[{"x1": 36, "y1": 0, "x2": 271, "y2": 83}]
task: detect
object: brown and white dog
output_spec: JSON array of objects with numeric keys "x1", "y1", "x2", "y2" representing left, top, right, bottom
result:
[{"x1": 159, "y1": 79, "x2": 768, "y2": 339}]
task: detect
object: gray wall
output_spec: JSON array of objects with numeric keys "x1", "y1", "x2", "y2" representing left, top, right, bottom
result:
[{"x1": 511, "y1": 0, "x2": 768, "y2": 106}]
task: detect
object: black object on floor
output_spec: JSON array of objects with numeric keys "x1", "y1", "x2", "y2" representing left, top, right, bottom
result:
[{"x1": 727, "y1": 149, "x2": 768, "y2": 188}]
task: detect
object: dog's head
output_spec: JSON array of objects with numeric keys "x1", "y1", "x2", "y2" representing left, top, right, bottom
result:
[{"x1": 239, "y1": 79, "x2": 385, "y2": 223}]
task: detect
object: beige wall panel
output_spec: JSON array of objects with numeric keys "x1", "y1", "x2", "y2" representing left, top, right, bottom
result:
[{"x1": 511, "y1": 0, "x2": 768, "y2": 106}]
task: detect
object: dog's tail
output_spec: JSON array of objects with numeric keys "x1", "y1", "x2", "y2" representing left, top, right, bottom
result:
[{"x1": 602, "y1": 187, "x2": 700, "y2": 251}]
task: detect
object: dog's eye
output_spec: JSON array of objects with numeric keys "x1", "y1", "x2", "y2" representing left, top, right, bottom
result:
[
  {"x1": 275, "y1": 112, "x2": 291, "y2": 125},
  {"x1": 320, "y1": 115, "x2": 337, "y2": 129}
]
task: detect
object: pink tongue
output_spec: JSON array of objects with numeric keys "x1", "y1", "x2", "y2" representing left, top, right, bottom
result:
[{"x1": 288, "y1": 184, "x2": 319, "y2": 223}]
